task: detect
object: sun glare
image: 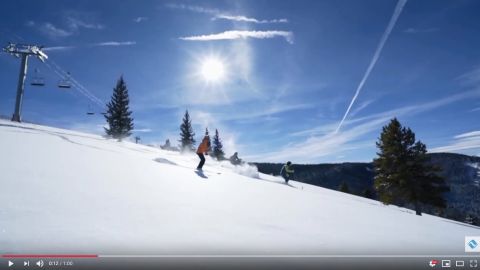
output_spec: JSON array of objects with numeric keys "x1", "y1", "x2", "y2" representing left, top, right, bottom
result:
[{"x1": 200, "y1": 57, "x2": 226, "y2": 82}]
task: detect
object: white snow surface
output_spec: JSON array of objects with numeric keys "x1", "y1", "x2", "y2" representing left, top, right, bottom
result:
[{"x1": 0, "y1": 119, "x2": 478, "y2": 255}]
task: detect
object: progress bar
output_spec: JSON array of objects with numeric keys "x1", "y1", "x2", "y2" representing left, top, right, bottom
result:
[
  {"x1": 1, "y1": 255, "x2": 98, "y2": 258},
  {"x1": 2, "y1": 254, "x2": 480, "y2": 258}
]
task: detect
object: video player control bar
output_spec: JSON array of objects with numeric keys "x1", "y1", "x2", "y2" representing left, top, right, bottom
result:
[{"x1": 2, "y1": 254, "x2": 480, "y2": 270}]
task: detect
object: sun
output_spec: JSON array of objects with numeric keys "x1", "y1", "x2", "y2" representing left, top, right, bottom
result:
[{"x1": 200, "y1": 57, "x2": 226, "y2": 82}]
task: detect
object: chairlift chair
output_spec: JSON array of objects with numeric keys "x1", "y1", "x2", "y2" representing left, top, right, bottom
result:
[
  {"x1": 58, "y1": 72, "x2": 72, "y2": 89},
  {"x1": 87, "y1": 112, "x2": 107, "y2": 116},
  {"x1": 30, "y1": 68, "x2": 45, "y2": 87},
  {"x1": 86, "y1": 105, "x2": 95, "y2": 115},
  {"x1": 86, "y1": 105, "x2": 106, "y2": 116},
  {"x1": 31, "y1": 78, "x2": 45, "y2": 87}
]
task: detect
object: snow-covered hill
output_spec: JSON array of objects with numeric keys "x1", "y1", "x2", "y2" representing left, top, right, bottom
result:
[{"x1": 0, "y1": 119, "x2": 478, "y2": 255}]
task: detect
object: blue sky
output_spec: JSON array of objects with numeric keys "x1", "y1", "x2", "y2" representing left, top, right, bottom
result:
[{"x1": 1, "y1": 0, "x2": 480, "y2": 163}]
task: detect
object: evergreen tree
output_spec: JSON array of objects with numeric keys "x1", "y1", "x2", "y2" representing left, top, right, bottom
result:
[
  {"x1": 373, "y1": 118, "x2": 405, "y2": 205},
  {"x1": 164, "y1": 139, "x2": 171, "y2": 148},
  {"x1": 362, "y1": 189, "x2": 374, "y2": 199},
  {"x1": 212, "y1": 129, "x2": 225, "y2": 160},
  {"x1": 104, "y1": 76, "x2": 134, "y2": 140},
  {"x1": 374, "y1": 118, "x2": 449, "y2": 215},
  {"x1": 205, "y1": 128, "x2": 212, "y2": 154},
  {"x1": 339, "y1": 181, "x2": 350, "y2": 193},
  {"x1": 179, "y1": 110, "x2": 196, "y2": 151},
  {"x1": 465, "y1": 214, "x2": 474, "y2": 225}
]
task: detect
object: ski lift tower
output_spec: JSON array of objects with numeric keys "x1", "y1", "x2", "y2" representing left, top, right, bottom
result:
[{"x1": 3, "y1": 43, "x2": 48, "y2": 122}]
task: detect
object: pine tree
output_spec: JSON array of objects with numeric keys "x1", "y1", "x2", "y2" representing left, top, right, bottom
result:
[
  {"x1": 466, "y1": 214, "x2": 475, "y2": 225},
  {"x1": 104, "y1": 76, "x2": 134, "y2": 140},
  {"x1": 212, "y1": 129, "x2": 225, "y2": 160},
  {"x1": 362, "y1": 189, "x2": 374, "y2": 199},
  {"x1": 164, "y1": 139, "x2": 171, "y2": 148},
  {"x1": 205, "y1": 128, "x2": 212, "y2": 154},
  {"x1": 374, "y1": 118, "x2": 449, "y2": 215},
  {"x1": 339, "y1": 181, "x2": 350, "y2": 193},
  {"x1": 374, "y1": 118, "x2": 405, "y2": 205},
  {"x1": 408, "y1": 141, "x2": 450, "y2": 214},
  {"x1": 179, "y1": 110, "x2": 196, "y2": 151}
]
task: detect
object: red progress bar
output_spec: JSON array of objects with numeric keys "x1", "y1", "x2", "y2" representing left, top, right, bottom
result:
[{"x1": 1, "y1": 254, "x2": 98, "y2": 258}]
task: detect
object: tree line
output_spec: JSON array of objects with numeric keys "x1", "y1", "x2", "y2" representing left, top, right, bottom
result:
[
  {"x1": 178, "y1": 111, "x2": 225, "y2": 160},
  {"x1": 103, "y1": 76, "x2": 226, "y2": 160}
]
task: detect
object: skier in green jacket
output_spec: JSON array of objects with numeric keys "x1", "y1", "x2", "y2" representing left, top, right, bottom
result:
[{"x1": 280, "y1": 161, "x2": 294, "y2": 184}]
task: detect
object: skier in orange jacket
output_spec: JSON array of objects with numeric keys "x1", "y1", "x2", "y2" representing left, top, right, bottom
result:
[{"x1": 196, "y1": 135, "x2": 211, "y2": 170}]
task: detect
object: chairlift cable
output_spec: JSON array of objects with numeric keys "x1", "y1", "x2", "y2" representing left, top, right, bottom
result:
[
  {"x1": 42, "y1": 59, "x2": 104, "y2": 108},
  {"x1": 43, "y1": 62, "x2": 104, "y2": 108},
  {"x1": 44, "y1": 59, "x2": 102, "y2": 105},
  {"x1": 47, "y1": 59, "x2": 104, "y2": 106}
]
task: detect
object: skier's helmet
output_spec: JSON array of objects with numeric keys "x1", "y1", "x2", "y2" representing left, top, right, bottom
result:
[{"x1": 287, "y1": 161, "x2": 292, "y2": 165}]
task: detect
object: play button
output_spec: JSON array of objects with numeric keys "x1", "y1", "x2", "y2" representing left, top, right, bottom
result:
[{"x1": 8, "y1": 261, "x2": 14, "y2": 267}]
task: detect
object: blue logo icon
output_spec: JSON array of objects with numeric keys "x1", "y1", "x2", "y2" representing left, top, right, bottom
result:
[{"x1": 468, "y1": 239, "x2": 478, "y2": 249}]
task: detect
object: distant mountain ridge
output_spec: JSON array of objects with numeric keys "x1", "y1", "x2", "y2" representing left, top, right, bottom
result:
[{"x1": 253, "y1": 152, "x2": 480, "y2": 224}]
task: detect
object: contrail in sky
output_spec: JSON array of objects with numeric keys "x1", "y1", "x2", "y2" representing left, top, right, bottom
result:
[{"x1": 335, "y1": 0, "x2": 407, "y2": 133}]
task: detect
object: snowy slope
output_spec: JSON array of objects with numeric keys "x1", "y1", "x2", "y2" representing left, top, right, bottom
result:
[{"x1": 0, "y1": 119, "x2": 478, "y2": 255}]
